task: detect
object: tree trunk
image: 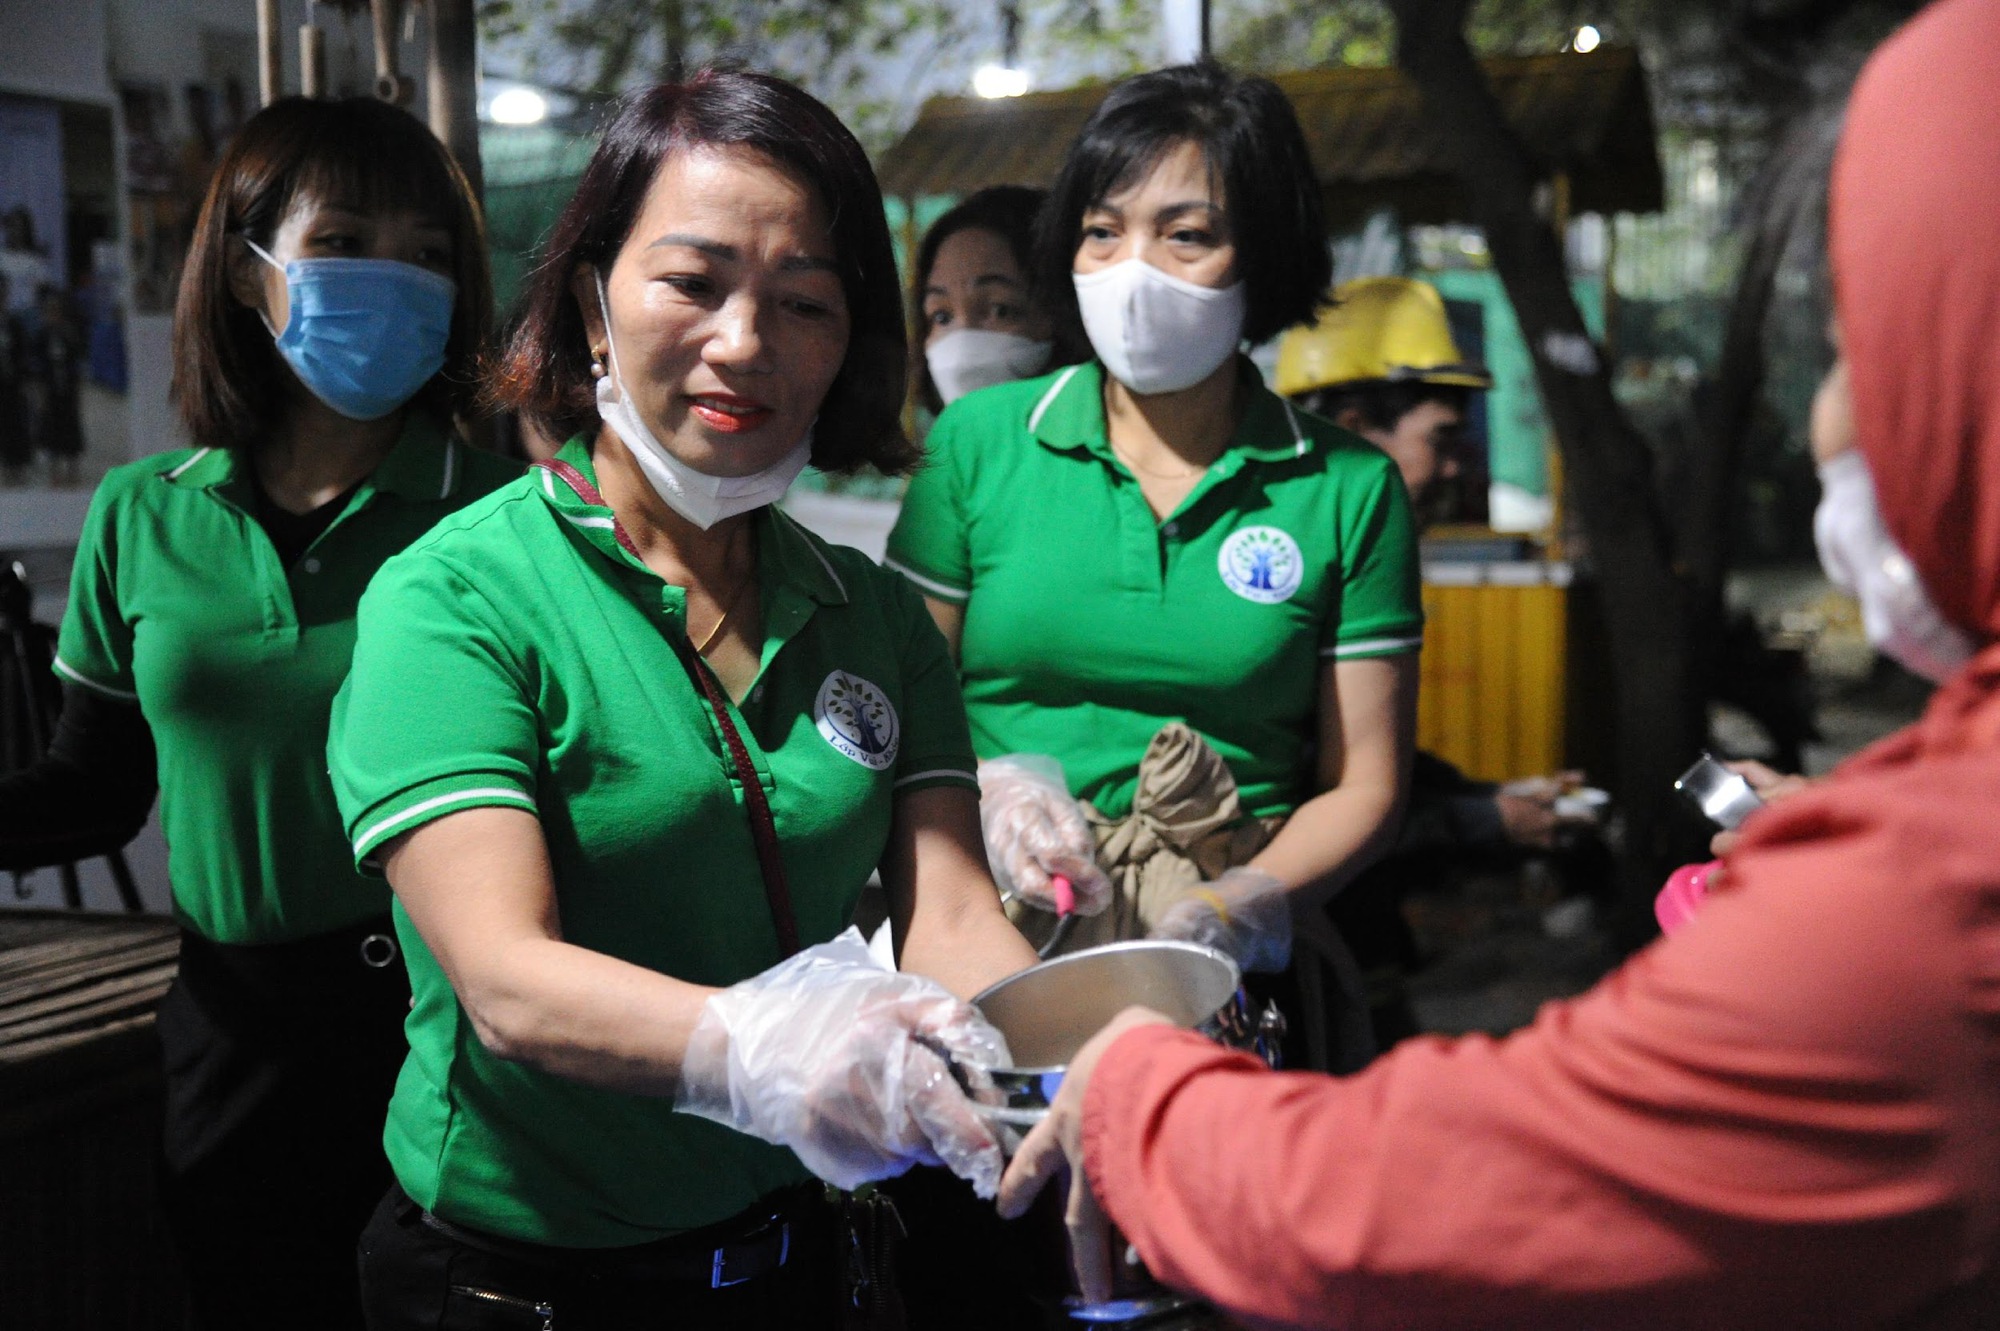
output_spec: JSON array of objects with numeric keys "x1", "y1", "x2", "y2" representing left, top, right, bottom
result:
[
  {"x1": 1680, "y1": 105, "x2": 1845, "y2": 689},
  {"x1": 1387, "y1": 0, "x2": 1706, "y2": 942},
  {"x1": 660, "y1": 0, "x2": 689, "y2": 82}
]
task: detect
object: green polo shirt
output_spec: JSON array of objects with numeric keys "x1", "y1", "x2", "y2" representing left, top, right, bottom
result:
[
  {"x1": 886, "y1": 359, "x2": 1422, "y2": 820},
  {"x1": 327, "y1": 437, "x2": 980, "y2": 1246},
  {"x1": 53, "y1": 416, "x2": 518, "y2": 945}
]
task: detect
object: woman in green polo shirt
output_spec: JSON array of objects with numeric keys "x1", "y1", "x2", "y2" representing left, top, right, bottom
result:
[
  {"x1": 328, "y1": 72, "x2": 1037, "y2": 1327},
  {"x1": 887, "y1": 62, "x2": 1422, "y2": 1047},
  {"x1": 0, "y1": 100, "x2": 517, "y2": 1327}
]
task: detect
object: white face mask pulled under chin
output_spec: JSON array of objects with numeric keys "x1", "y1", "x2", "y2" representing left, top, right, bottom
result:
[
  {"x1": 1073, "y1": 258, "x2": 1246, "y2": 396},
  {"x1": 1813, "y1": 449, "x2": 1977, "y2": 683},
  {"x1": 926, "y1": 329, "x2": 1053, "y2": 405},
  {"x1": 593, "y1": 277, "x2": 812, "y2": 531}
]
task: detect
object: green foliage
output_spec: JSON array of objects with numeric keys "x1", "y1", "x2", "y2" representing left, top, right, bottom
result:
[
  {"x1": 1216, "y1": 0, "x2": 1622, "y2": 73},
  {"x1": 476, "y1": 0, "x2": 1157, "y2": 153}
]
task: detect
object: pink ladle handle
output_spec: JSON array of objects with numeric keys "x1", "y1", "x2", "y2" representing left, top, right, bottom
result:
[{"x1": 1051, "y1": 874, "x2": 1076, "y2": 917}]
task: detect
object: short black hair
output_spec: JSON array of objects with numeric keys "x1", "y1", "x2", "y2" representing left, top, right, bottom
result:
[
  {"x1": 173, "y1": 97, "x2": 491, "y2": 451},
  {"x1": 1303, "y1": 381, "x2": 1471, "y2": 434},
  {"x1": 912, "y1": 185, "x2": 1043, "y2": 413},
  {"x1": 915, "y1": 186, "x2": 1044, "y2": 311},
  {"x1": 494, "y1": 70, "x2": 915, "y2": 476},
  {"x1": 910, "y1": 184, "x2": 1090, "y2": 413},
  {"x1": 1034, "y1": 61, "x2": 1330, "y2": 350}
]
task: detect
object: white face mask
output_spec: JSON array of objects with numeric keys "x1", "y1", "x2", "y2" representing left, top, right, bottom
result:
[
  {"x1": 1072, "y1": 258, "x2": 1246, "y2": 396},
  {"x1": 1814, "y1": 449, "x2": 1976, "y2": 683},
  {"x1": 593, "y1": 276, "x2": 811, "y2": 531},
  {"x1": 925, "y1": 329, "x2": 1053, "y2": 405}
]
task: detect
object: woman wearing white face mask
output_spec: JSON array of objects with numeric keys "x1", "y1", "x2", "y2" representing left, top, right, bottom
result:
[
  {"x1": 887, "y1": 62, "x2": 1422, "y2": 1069},
  {"x1": 1812, "y1": 356, "x2": 1976, "y2": 685},
  {"x1": 1688, "y1": 349, "x2": 1979, "y2": 873},
  {"x1": 995, "y1": 6, "x2": 2000, "y2": 1323},
  {"x1": 328, "y1": 72, "x2": 1037, "y2": 1327},
  {"x1": 0, "y1": 99, "x2": 517, "y2": 1327},
  {"x1": 913, "y1": 185, "x2": 1079, "y2": 412}
]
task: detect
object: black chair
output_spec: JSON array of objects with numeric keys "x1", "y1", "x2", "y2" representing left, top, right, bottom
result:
[{"x1": 0, "y1": 559, "x2": 142, "y2": 912}]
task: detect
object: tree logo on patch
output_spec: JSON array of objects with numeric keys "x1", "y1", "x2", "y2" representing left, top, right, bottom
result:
[
  {"x1": 815, "y1": 670, "x2": 900, "y2": 770},
  {"x1": 1218, "y1": 526, "x2": 1304, "y2": 604}
]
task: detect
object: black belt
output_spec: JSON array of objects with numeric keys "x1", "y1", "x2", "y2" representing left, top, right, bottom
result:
[{"x1": 416, "y1": 1189, "x2": 814, "y2": 1290}]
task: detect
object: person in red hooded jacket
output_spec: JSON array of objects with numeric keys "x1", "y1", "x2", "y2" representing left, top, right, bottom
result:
[{"x1": 996, "y1": 2, "x2": 2000, "y2": 1326}]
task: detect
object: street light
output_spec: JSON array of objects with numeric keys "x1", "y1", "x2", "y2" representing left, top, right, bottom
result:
[
  {"x1": 1572, "y1": 24, "x2": 1602, "y2": 53},
  {"x1": 489, "y1": 86, "x2": 548, "y2": 125},
  {"x1": 973, "y1": 65, "x2": 1032, "y2": 98}
]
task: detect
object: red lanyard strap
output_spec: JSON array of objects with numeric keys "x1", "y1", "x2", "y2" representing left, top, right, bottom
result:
[{"x1": 535, "y1": 459, "x2": 802, "y2": 959}]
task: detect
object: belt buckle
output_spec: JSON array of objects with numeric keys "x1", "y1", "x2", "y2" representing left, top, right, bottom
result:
[{"x1": 710, "y1": 1219, "x2": 790, "y2": 1289}]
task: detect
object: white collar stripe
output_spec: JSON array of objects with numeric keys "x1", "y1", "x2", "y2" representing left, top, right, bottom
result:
[
  {"x1": 1282, "y1": 398, "x2": 1307, "y2": 456},
  {"x1": 776, "y1": 507, "x2": 849, "y2": 600},
  {"x1": 1027, "y1": 365, "x2": 1083, "y2": 434},
  {"x1": 164, "y1": 447, "x2": 214, "y2": 481}
]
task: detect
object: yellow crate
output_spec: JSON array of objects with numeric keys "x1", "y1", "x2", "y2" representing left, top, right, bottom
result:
[{"x1": 1417, "y1": 565, "x2": 1570, "y2": 783}]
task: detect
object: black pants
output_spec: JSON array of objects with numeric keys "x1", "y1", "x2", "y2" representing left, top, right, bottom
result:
[
  {"x1": 358, "y1": 1186, "x2": 843, "y2": 1330},
  {"x1": 881, "y1": 1165, "x2": 1071, "y2": 1330},
  {"x1": 157, "y1": 916, "x2": 412, "y2": 1331}
]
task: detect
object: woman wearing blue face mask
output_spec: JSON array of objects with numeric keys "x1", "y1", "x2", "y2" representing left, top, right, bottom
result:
[
  {"x1": 886, "y1": 62, "x2": 1422, "y2": 1071},
  {"x1": 0, "y1": 97, "x2": 517, "y2": 1328}
]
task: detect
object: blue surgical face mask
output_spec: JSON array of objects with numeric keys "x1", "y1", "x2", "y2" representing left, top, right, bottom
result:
[{"x1": 243, "y1": 237, "x2": 456, "y2": 421}]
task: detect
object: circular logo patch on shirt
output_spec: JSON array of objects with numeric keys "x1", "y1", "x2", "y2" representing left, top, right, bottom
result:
[
  {"x1": 1218, "y1": 526, "x2": 1304, "y2": 604},
  {"x1": 815, "y1": 670, "x2": 901, "y2": 771}
]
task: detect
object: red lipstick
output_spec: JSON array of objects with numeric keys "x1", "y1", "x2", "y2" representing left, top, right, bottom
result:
[{"x1": 687, "y1": 392, "x2": 774, "y2": 434}]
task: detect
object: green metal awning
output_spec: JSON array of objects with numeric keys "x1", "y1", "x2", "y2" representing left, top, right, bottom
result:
[{"x1": 876, "y1": 46, "x2": 1663, "y2": 226}]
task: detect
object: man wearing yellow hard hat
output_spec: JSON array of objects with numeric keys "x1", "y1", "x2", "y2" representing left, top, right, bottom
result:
[
  {"x1": 1278, "y1": 276, "x2": 1601, "y2": 1045},
  {"x1": 1277, "y1": 275, "x2": 1491, "y2": 508}
]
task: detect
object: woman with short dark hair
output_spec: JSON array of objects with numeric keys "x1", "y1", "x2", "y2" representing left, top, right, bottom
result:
[
  {"x1": 329, "y1": 70, "x2": 1036, "y2": 1327},
  {"x1": 888, "y1": 62, "x2": 1422, "y2": 1063},
  {"x1": 913, "y1": 184, "x2": 1079, "y2": 412},
  {"x1": 0, "y1": 96, "x2": 517, "y2": 1327}
]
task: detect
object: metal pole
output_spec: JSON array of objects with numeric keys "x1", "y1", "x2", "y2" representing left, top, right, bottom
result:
[
  {"x1": 256, "y1": 0, "x2": 282, "y2": 105},
  {"x1": 372, "y1": 0, "x2": 414, "y2": 105},
  {"x1": 427, "y1": 0, "x2": 484, "y2": 199},
  {"x1": 301, "y1": 21, "x2": 328, "y2": 98}
]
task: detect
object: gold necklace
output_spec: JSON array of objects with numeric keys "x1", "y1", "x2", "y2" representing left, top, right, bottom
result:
[{"x1": 694, "y1": 566, "x2": 753, "y2": 656}]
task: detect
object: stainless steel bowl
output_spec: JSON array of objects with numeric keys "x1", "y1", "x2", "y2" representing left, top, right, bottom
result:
[
  {"x1": 970, "y1": 940, "x2": 1243, "y2": 1125},
  {"x1": 973, "y1": 939, "x2": 1242, "y2": 1068}
]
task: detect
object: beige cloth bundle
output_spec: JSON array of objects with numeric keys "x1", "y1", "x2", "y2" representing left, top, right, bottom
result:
[{"x1": 1003, "y1": 723, "x2": 1372, "y2": 1070}]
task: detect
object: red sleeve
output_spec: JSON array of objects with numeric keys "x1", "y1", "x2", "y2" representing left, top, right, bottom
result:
[{"x1": 1082, "y1": 751, "x2": 2000, "y2": 1331}]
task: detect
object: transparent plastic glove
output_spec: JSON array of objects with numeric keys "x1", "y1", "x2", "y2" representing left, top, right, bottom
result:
[
  {"x1": 978, "y1": 756, "x2": 1113, "y2": 917},
  {"x1": 674, "y1": 928, "x2": 1013, "y2": 1197},
  {"x1": 1150, "y1": 867, "x2": 1293, "y2": 973}
]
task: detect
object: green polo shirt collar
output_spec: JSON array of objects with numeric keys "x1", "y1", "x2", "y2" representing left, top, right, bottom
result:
[
  {"x1": 536, "y1": 436, "x2": 851, "y2": 608},
  {"x1": 157, "y1": 412, "x2": 470, "y2": 503},
  {"x1": 1027, "y1": 357, "x2": 1313, "y2": 467}
]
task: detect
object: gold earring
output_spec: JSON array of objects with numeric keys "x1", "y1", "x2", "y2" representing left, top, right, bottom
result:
[{"x1": 590, "y1": 348, "x2": 606, "y2": 378}]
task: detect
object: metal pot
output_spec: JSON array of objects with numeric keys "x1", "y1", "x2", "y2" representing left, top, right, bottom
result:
[{"x1": 969, "y1": 940, "x2": 1283, "y2": 1127}]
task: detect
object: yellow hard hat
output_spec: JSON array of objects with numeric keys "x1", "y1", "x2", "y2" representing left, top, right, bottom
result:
[{"x1": 1275, "y1": 276, "x2": 1492, "y2": 397}]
